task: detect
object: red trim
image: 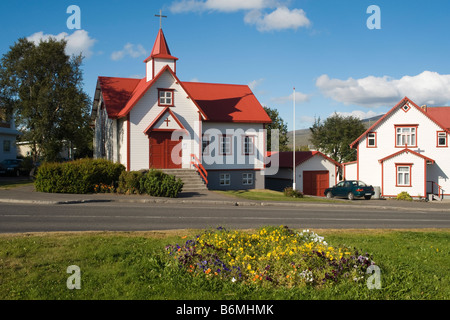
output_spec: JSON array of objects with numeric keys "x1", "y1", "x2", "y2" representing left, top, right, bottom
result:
[
  {"x1": 436, "y1": 131, "x2": 448, "y2": 147},
  {"x1": 378, "y1": 148, "x2": 435, "y2": 164},
  {"x1": 366, "y1": 132, "x2": 377, "y2": 148},
  {"x1": 127, "y1": 114, "x2": 131, "y2": 172},
  {"x1": 357, "y1": 144, "x2": 360, "y2": 181},
  {"x1": 157, "y1": 88, "x2": 175, "y2": 107},
  {"x1": 395, "y1": 125, "x2": 418, "y2": 148},
  {"x1": 395, "y1": 163, "x2": 412, "y2": 187},
  {"x1": 381, "y1": 161, "x2": 384, "y2": 197},
  {"x1": 424, "y1": 160, "x2": 427, "y2": 198},
  {"x1": 152, "y1": 60, "x2": 155, "y2": 79}
]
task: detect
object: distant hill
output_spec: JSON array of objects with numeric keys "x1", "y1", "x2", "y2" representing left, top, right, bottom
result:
[{"x1": 286, "y1": 114, "x2": 384, "y2": 150}]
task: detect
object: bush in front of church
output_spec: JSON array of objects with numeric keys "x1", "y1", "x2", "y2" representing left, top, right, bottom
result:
[
  {"x1": 34, "y1": 159, "x2": 125, "y2": 194},
  {"x1": 139, "y1": 169, "x2": 184, "y2": 198}
]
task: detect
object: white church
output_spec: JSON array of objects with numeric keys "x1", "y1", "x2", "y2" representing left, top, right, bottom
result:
[{"x1": 91, "y1": 27, "x2": 272, "y2": 190}]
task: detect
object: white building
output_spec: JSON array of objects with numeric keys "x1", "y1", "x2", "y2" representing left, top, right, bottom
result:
[
  {"x1": 91, "y1": 28, "x2": 272, "y2": 190},
  {"x1": 348, "y1": 97, "x2": 450, "y2": 199},
  {"x1": 0, "y1": 115, "x2": 20, "y2": 163}
]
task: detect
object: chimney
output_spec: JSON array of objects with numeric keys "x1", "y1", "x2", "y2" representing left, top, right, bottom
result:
[{"x1": 421, "y1": 105, "x2": 427, "y2": 112}]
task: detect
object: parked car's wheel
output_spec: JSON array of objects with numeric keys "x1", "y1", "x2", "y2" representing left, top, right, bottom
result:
[
  {"x1": 364, "y1": 195, "x2": 372, "y2": 200},
  {"x1": 347, "y1": 192, "x2": 355, "y2": 201},
  {"x1": 326, "y1": 191, "x2": 333, "y2": 199}
]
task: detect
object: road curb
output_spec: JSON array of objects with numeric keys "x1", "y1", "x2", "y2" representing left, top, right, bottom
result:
[{"x1": 1, "y1": 197, "x2": 450, "y2": 213}]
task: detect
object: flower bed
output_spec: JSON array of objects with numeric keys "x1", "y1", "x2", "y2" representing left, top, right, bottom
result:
[{"x1": 166, "y1": 226, "x2": 376, "y2": 288}]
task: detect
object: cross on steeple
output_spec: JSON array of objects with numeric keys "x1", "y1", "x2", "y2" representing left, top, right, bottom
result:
[{"x1": 155, "y1": 9, "x2": 167, "y2": 29}]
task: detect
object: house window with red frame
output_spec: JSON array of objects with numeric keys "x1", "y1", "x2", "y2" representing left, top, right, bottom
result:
[
  {"x1": 158, "y1": 89, "x2": 174, "y2": 106},
  {"x1": 437, "y1": 131, "x2": 447, "y2": 147},
  {"x1": 396, "y1": 126, "x2": 417, "y2": 147},
  {"x1": 367, "y1": 132, "x2": 377, "y2": 148},
  {"x1": 396, "y1": 165, "x2": 411, "y2": 187}
]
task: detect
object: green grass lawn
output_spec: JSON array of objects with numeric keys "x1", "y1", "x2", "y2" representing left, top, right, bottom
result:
[
  {"x1": 0, "y1": 228, "x2": 448, "y2": 300},
  {"x1": 214, "y1": 189, "x2": 345, "y2": 203}
]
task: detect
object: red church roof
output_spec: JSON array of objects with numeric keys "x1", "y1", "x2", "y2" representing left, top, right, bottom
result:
[
  {"x1": 144, "y1": 29, "x2": 178, "y2": 62},
  {"x1": 182, "y1": 82, "x2": 272, "y2": 123},
  {"x1": 97, "y1": 77, "x2": 142, "y2": 118}
]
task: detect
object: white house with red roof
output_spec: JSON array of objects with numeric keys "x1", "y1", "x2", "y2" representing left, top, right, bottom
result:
[
  {"x1": 91, "y1": 28, "x2": 272, "y2": 190},
  {"x1": 346, "y1": 97, "x2": 450, "y2": 200}
]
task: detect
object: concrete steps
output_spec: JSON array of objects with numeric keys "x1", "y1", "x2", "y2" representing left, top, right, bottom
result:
[{"x1": 160, "y1": 169, "x2": 208, "y2": 192}]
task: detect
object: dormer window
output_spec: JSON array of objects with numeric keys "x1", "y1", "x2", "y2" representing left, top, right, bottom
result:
[{"x1": 158, "y1": 89, "x2": 174, "y2": 106}]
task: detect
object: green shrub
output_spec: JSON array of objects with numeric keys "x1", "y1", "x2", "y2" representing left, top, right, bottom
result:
[
  {"x1": 117, "y1": 170, "x2": 145, "y2": 194},
  {"x1": 34, "y1": 159, "x2": 125, "y2": 194},
  {"x1": 139, "y1": 169, "x2": 184, "y2": 198},
  {"x1": 396, "y1": 191, "x2": 413, "y2": 201},
  {"x1": 283, "y1": 187, "x2": 304, "y2": 198}
]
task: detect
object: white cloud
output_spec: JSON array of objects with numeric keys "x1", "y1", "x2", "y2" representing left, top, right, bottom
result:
[
  {"x1": 316, "y1": 71, "x2": 450, "y2": 107},
  {"x1": 170, "y1": 0, "x2": 274, "y2": 13},
  {"x1": 248, "y1": 78, "x2": 264, "y2": 90},
  {"x1": 27, "y1": 30, "x2": 96, "y2": 58},
  {"x1": 244, "y1": 7, "x2": 310, "y2": 32},
  {"x1": 271, "y1": 90, "x2": 309, "y2": 105},
  {"x1": 111, "y1": 43, "x2": 147, "y2": 61},
  {"x1": 332, "y1": 110, "x2": 384, "y2": 120},
  {"x1": 170, "y1": 1, "x2": 310, "y2": 32}
]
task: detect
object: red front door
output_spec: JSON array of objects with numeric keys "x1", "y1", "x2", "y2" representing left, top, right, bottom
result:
[
  {"x1": 149, "y1": 132, "x2": 182, "y2": 169},
  {"x1": 303, "y1": 171, "x2": 329, "y2": 196}
]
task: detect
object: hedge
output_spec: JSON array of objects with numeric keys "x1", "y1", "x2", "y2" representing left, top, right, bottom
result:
[
  {"x1": 34, "y1": 159, "x2": 125, "y2": 194},
  {"x1": 139, "y1": 169, "x2": 184, "y2": 198}
]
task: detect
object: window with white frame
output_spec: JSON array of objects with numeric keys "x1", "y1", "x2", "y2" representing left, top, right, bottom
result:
[
  {"x1": 437, "y1": 131, "x2": 447, "y2": 147},
  {"x1": 243, "y1": 136, "x2": 255, "y2": 155},
  {"x1": 158, "y1": 89, "x2": 173, "y2": 106},
  {"x1": 396, "y1": 126, "x2": 417, "y2": 147},
  {"x1": 397, "y1": 165, "x2": 411, "y2": 186},
  {"x1": 242, "y1": 173, "x2": 254, "y2": 185},
  {"x1": 220, "y1": 173, "x2": 231, "y2": 186},
  {"x1": 367, "y1": 132, "x2": 376, "y2": 148},
  {"x1": 220, "y1": 135, "x2": 232, "y2": 155}
]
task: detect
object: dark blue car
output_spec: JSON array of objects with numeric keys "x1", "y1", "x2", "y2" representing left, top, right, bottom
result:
[{"x1": 324, "y1": 180, "x2": 375, "y2": 200}]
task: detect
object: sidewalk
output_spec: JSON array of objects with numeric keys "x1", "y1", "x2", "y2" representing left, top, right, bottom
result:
[{"x1": 1, "y1": 183, "x2": 449, "y2": 212}]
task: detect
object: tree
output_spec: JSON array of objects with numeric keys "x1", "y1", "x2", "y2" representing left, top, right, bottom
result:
[
  {"x1": 0, "y1": 37, "x2": 92, "y2": 162},
  {"x1": 309, "y1": 113, "x2": 366, "y2": 163},
  {"x1": 264, "y1": 106, "x2": 289, "y2": 151}
]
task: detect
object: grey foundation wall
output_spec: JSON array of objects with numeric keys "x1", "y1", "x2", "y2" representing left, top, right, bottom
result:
[{"x1": 207, "y1": 170, "x2": 265, "y2": 190}]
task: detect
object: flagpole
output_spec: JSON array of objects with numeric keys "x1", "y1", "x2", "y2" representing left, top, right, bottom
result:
[{"x1": 293, "y1": 87, "x2": 296, "y2": 190}]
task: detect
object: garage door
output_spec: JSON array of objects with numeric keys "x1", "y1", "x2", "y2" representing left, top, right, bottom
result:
[{"x1": 303, "y1": 171, "x2": 329, "y2": 196}]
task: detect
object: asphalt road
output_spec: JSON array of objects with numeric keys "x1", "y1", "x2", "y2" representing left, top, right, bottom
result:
[{"x1": 1, "y1": 201, "x2": 449, "y2": 234}]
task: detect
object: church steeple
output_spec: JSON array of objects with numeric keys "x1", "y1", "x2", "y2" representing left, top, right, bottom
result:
[{"x1": 145, "y1": 29, "x2": 178, "y2": 82}]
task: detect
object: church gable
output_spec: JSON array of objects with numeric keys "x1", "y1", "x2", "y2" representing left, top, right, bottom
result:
[{"x1": 144, "y1": 107, "x2": 186, "y2": 134}]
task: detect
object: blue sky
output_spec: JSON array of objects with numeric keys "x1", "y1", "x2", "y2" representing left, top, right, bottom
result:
[{"x1": 1, "y1": 0, "x2": 450, "y2": 131}]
